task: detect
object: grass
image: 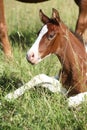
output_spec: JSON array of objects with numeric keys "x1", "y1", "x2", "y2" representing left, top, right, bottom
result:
[{"x1": 0, "y1": 0, "x2": 87, "y2": 129}]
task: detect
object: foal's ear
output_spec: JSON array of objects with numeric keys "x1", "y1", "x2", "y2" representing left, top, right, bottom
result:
[
  {"x1": 52, "y1": 8, "x2": 60, "y2": 23},
  {"x1": 39, "y1": 9, "x2": 50, "y2": 24}
]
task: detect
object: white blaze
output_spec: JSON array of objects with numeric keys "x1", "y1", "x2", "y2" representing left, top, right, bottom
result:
[{"x1": 27, "y1": 25, "x2": 48, "y2": 63}]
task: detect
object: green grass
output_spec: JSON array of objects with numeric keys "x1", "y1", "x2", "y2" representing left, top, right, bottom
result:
[{"x1": 0, "y1": 0, "x2": 87, "y2": 129}]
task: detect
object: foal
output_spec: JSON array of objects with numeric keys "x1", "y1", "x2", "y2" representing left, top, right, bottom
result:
[{"x1": 27, "y1": 8, "x2": 87, "y2": 96}]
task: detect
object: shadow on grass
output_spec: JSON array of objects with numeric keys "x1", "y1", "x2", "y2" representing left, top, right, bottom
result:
[{"x1": 0, "y1": 73, "x2": 23, "y2": 93}]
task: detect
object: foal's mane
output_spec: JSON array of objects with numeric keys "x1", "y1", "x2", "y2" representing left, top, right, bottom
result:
[
  {"x1": 71, "y1": 31, "x2": 85, "y2": 45},
  {"x1": 49, "y1": 18, "x2": 59, "y2": 25}
]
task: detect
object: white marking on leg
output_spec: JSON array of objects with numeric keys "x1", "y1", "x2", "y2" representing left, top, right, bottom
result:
[
  {"x1": 68, "y1": 92, "x2": 87, "y2": 107},
  {"x1": 1, "y1": 74, "x2": 87, "y2": 108},
  {"x1": 4, "y1": 74, "x2": 66, "y2": 101}
]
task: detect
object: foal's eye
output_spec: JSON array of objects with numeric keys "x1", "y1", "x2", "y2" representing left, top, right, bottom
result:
[{"x1": 48, "y1": 32, "x2": 55, "y2": 40}]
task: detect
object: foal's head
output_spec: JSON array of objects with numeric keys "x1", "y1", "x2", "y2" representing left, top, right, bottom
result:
[{"x1": 27, "y1": 8, "x2": 65, "y2": 64}]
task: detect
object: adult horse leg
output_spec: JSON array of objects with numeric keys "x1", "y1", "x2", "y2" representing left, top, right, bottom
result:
[
  {"x1": 0, "y1": 0, "x2": 12, "y2": 58},
  {"x1": 74, "y1": 0, "x2": 87, "y2": 44}
]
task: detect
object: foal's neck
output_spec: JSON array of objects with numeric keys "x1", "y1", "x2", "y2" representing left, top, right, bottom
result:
[{"x1": 56, "y1": 23, "x2": 86, "y2": 70}]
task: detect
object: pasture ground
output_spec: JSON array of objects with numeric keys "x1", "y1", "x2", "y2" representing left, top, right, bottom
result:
[{"x1": 0, "y1": 0, "x2": 87, "y2": 129}]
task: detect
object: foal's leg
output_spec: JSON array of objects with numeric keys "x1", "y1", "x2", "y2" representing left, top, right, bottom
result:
[
  {"x1": 2, "y1": 74, "x2": 87, "y2": 108},
  {"x1": 68, "y1": 92, "x2": 87, "y2": 107},
  {"x1": 5, "y1": 74, "x2": 66, "y2": 100}
]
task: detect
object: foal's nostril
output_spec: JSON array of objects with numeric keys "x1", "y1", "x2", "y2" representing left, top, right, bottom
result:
[
  {"x1": 26, "y1": 52, "x2": 35, "y2": 62},
  {"x1": 26, "y1": 53, "x2": 34, "y2": 65},
  {"x1": 31, "y1": 53, "x2": 34, "y2": 58}
]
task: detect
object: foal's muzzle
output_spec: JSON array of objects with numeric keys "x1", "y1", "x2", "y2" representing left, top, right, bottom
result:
[{"x1": 26, "y1": 53, "x2": 35, "y2": 65}]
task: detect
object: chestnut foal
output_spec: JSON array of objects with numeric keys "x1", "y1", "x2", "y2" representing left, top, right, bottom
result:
[{"x1": 27, "y1": 8, "x2": 87, "y2": 97}]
